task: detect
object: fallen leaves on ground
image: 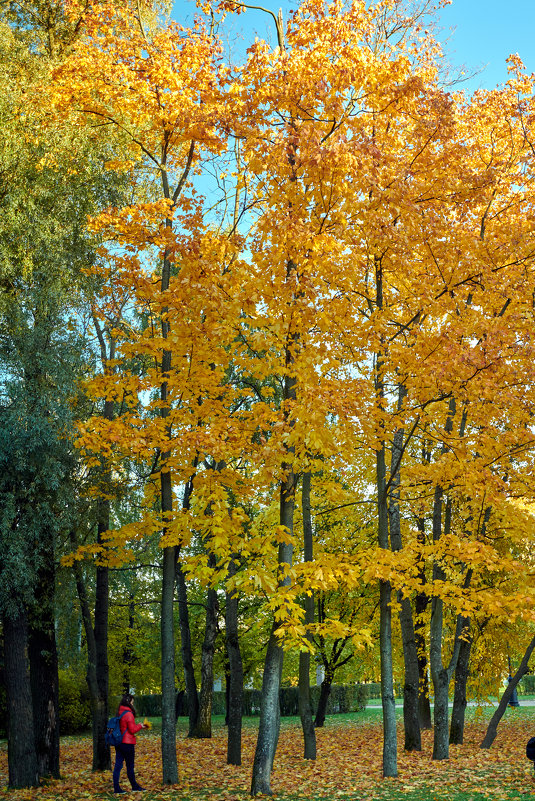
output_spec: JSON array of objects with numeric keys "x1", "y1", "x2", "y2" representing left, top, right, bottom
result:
[{"x1": 1, "y1": 716, "x2": 534, "y2": 800}]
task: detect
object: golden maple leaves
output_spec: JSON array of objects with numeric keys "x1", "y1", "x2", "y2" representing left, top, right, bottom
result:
[{"x1": 49, "y1": 0, "x2": 535, "y2": 643}]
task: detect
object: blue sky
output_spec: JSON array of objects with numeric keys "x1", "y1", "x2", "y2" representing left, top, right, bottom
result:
[
  {"x1": 438, "y1": 0, "x2": 534, "y2": 91},
  {"x1": 172, "y1": 0, "x2": 534, "y2": 93}
]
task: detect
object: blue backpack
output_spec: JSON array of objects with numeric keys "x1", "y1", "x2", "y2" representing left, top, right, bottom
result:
[{"x1": 105, "y1": 710, "x2": 127, "y2": 746}]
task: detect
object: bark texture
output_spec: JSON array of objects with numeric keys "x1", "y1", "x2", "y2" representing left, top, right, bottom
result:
[
  {"x1": 378, "y1": 442, "x2": 397, "y2": 777},
  {"x1": 28, "y1": 527, "x2": 60, "y2": 779},
  {"x1": 226, "y1": 559, "x2": 243, "y2": 765},
  {"x1": 388, "y1": 391, "x2": 421, "y2": 752},
  {"x1": 191, "y1": 581, "x2": 219, "y2": 739},
  {"x1": 415, "y1": 518, "x2": 432, "y2": 730},
  {"x1": 314, "y1": 673, "x2": 333, "y2": 729},
  {"x1": 3, "y1": 610, "x2": 39, "y2": 788},
  {"x1": 251, "y1": 280, "x2": 296, "y2": 795},
  {"x1": 449, "y1": 621, "x2": 472, "y2": 745},
  {"x1": 176, "y1": 559, "x2": 200, "y2": 736},
  {"x1": 161, "y1": 541, "x2": 178, "y2": 783},
  {"x1": 251, "y1": 626, "x2": 284, "y2": 795}
]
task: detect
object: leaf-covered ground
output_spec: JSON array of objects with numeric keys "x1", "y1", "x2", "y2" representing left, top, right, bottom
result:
[{"x1": 1, "y1": 713, "x2": 535, "y2": 801}]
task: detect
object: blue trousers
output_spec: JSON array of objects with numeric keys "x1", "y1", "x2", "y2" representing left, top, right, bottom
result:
[{"x1": 113, "y1": 743, "x2": 141, "y2": 791}]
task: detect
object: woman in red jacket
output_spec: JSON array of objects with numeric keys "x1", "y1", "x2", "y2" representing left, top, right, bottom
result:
[{"x1": 113, "y1": 694, "x2": 149, "y2": 793}]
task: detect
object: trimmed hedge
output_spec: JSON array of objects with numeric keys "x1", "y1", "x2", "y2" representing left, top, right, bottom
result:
[
  {"x1": 520, "y1": 675, "x2": 535, "y2": 694},
  {"x1": 126, "y1": 683, "x2": 367, "y2": 718},
  {"x1": 363, "y1": 682, "x2": 381, "y2": 700}
]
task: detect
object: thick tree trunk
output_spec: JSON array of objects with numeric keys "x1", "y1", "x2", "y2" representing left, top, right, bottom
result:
[
  {"x1": 161, "y1": 540, "x2": 178, "y2": 784},
  {"x1": 191, "y1": 582, "x2": 219, "y2": 739},
  {"x1": 299, "y1": 471, "x2": 316, "y2": 759},
  {"x1": 28, "y1": 529, "x2": 60, "y2": 779},
  {"x1": 3, "y1": 610, "x2": 39, "y2": 788},
  {"x1": 449, "y1": 620, "x2": 472, "y2": 745},
  {"x1": 481, "y1": 636, "x2": 535, "y2": 749},
  {"x1": 176, "y1": 559, "x2": 200, "y2": 737},
  {"x1": 314, "y1": 676, "x2": 332, "y2": 728},
  {"x1": 226, "y1": 559, "x2": 243, "y2": 765}
]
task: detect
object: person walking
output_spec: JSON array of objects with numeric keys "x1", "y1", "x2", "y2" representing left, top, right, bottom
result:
[{"x1": 113, "y1": 693, "x2": 149, "y2": 793}]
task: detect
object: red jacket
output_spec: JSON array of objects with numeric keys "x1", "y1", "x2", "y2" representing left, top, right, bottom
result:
[{"x1": 118, "y1": 705, "x2": 143, "y2": 745}]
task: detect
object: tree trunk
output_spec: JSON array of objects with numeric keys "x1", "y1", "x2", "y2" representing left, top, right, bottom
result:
[
  {"x1": 28, "y1": 538, "x2": 60, "y2": 779},
  {"x1": 122, "y1": 594, "x2": 136, "y2": 695},
  {"x1": 415, "y1": 518, "x2": 432, "y2": 730},
  {"x1": 251, "y1": 301, "x2": 296, "y2": 795},
  {"x1": 93, "y1": 505, "x2": 110, "y2": 771},
  {"x1": 430, "y1": 486, "x2": 450, "y2": 761},
  {"x1": 3, "y1": 610, "x2": 39, "y2": 788},
  {"x1": 191, "y1": 581, "x2": 219, "y2": 739},
  {"x1": 71, "y1": 530, "x2": 110, "y2": 771},
  {"x1": 161, "y1": 540, "x2": 178, "y2": 784},
  {"x1": 388, "y1": 390, "x2": 421, "y2": 752},
  {"x1": 449, "y1": 620, "x2": 472, "y2": 745},
  {"x1": 378, "y1": 441, "x2": 397, "y2": 777},
  {"x1": 374, "y1": 261, "x2": 397, "y2": 778},
  {"x1": 314, "y1": 675, "x2": 332, "y2": 728},
  {"x1": 481, "y1": 635, "x2": 535, "y2": 749},
  {"x1": 226, "y1": 559, "x2": 243, "y2": 765},
  {"x1": 397, "y1": 596, "x2": 421, "y2": 751},
  {"x1": 298, "y1": 471, "x2": 316, "y2": 759},
  {"x1": 176, "y1": 559, "x2": 200, "y2": 737},
  {"x1": 251, "y1": 626, "x2": 284, "y2": 796}
]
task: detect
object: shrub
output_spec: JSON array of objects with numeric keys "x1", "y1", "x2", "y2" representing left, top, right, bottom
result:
[{"x1": 58, "y1": 669, "x2": 91, "y2": 734}]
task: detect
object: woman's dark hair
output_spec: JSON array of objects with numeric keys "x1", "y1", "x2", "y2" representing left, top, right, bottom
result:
[{"x1": 118, "y1": 693, "x2": 136, "y2": 716}]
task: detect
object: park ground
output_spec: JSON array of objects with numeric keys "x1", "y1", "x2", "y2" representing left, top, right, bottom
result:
[{"x1": 2, "y1": 706, "x2": 535, "y2": 801}]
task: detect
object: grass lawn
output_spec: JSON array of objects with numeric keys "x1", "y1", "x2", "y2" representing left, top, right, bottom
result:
[{"x1": 1, "y1": 705, "x2": 534, "y2": 800}]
